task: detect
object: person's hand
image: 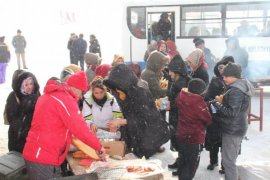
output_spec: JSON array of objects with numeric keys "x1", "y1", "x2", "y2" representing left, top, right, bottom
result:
[
  {"x1": 96, "y1": 147, "x2": 106, "y2": 161},
  {"x1": 215, "y1": 95, "x2": 223, "y2": 103},
  {"x1": 107, "y1": 119, "x2": 120, "y2": 132},
  {"x1": 90, "y1": 124, "x2": 98, "y2": 134}
]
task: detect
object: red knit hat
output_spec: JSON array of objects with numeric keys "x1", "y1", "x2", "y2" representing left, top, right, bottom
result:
[
  {"x1": 66, "y1": 71, "x2": 88, "y2": 91},
  {"x1": 95, "y1": 64, "x2": 112, "y2": 78}
]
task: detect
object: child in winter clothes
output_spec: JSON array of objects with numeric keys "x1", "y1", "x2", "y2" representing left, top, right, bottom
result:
[
  {"x1": 213, "y1": 63, "x2": 254, "y2": 180},
  {"x1": 176, "y1": 78, "x2": 212, "y2": 180}
]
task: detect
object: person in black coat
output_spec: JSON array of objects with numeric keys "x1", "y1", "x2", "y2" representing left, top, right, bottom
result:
[
  {"x1": 5, "y1": 71, "x2": 40, "y2": 153},
  {"x1": 72, "y1": 34, "x2": 87, "y2": 70},
  {"x1": 89, "y1": 34, "x2": 101, "y2": 58},
  {"x1": 204, "y1": 56, "x2": 234, "y2": 171},
  {"x1": 67, "y1": 33, "x2": 77, "y2": 64},
  {"x1": 166, "y1": 55, "x2": 191, "y2": 175},
  {"x1": 104, "y1": 64, "x2": 170, "y2": 159}
]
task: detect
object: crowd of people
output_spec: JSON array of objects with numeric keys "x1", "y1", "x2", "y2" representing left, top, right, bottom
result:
[{"x1": 1, "y1": 30, "x2": 255, "y2": 180}]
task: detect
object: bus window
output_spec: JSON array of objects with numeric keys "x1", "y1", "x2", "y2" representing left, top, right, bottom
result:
[
  {"x1": 127, "y1": 7, "x2": 146, "y2": 39},
  {"x1": 147, "y1": 12, "x2": 175, "y2": 43},
  {"x1": 181, "y1": 5, "x2": 222, "y2": 37},
  {"x1": 225, "y1": 3, "x2": 269, "y2": 37}
]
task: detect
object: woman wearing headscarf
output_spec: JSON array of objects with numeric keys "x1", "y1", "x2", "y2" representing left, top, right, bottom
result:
[
  {"x1": 5, "y1": 71, "x2": 40, "y2": 153},
  {"x1": 186, "y1": 48, "x2": 209, "y2": 85}
]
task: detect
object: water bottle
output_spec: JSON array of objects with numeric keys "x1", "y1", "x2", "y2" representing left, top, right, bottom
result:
[{"x1": 210, "y1": 104, "x2": 217, "y2": 114}]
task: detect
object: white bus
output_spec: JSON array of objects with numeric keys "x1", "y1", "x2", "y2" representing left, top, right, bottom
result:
[{"x1": 123, "y1": 0, "x2": 270, "y2": 82}]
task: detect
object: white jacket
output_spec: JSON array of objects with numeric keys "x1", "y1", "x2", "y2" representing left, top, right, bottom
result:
[{"x1": 82, "y1": 91, "x2": 123, "y2": 129}]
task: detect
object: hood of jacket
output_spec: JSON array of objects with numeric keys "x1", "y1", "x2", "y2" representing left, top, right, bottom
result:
[
  {"x1": 180, "y1": 88, "x2": 205, "y2": 105},
  {"x1": 14, "y1": 71, "x2": 40, "y2": 99},
  {"x1": 168, "y1": 54, "x2": 188, "y2": 76},
  {"x1": 230, "y1": 79, "x2": 255, "y2": 97},
  {"x1": 44, "y1": 80, "x2": 77, "y2": 100},
  {"x1": 104, "y1": 64, "x2": 138, "y2": 92},
  {"x1": 146, "y1": 51, "x2": 169, "y2": 73}
]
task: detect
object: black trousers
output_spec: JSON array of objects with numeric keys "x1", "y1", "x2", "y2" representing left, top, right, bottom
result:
[
  {"x1": 177, "y1": 141, "x2": 202, "y2": 180},
  {"x1": 73, "y1": 55, "x2": 85, "y2": 71},
  {"x1": 209, "y1": 144, "x2": 219, "y2": 165},
  {"x1": 25, "y1": 160, "x2": 62, "y2": 180}
]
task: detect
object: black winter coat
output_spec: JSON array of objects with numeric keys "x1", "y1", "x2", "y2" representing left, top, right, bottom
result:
[
  {"x1": 6, "y1": 72, "x2": 40, "y2": 153},
  {"x1": 192, "y1": 65, "x2": 209, "y2": 85},
  {"x1": 167, "y1": 76, "x2": 189, "y2": 150},
  {"x1": 89, "y1": 39, "x2": 101, "y2": 57},
  {"x1": 104, "y1": 64, "x2": 170, "y2": 158},
  {"x1": 204, "y1": 56, "x2": 235, "y2": 149},
  {"x1": 215, "y1": 79, "x2": 254, "y2": 136}
]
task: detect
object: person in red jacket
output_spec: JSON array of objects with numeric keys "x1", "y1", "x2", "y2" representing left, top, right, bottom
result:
[
  {"x1": 175, "y1": 78, "x2": 212, "y2": 179},
  {"x1": 23, "y1": 71, "x2": 105, "y2": 180}
]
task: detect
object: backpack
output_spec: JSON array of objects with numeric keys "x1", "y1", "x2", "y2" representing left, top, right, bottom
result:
[
  {"x1": 3, "y1": 94, "x2": 20, "y2": 125},
  {"x1": 0, "y1": 44, "x2": 9, "y2": 62}
]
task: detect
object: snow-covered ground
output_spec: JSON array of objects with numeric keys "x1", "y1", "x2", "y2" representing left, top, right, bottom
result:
[{"x1": 1, "y1": 59, "x2": 270, "y2": 179}]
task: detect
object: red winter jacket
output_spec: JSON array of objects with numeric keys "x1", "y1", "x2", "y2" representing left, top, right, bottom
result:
[
  {"x1": 176, "y1": 89, "x2": 212, "y2": 144},
  {"x1": 23, "y1": 80, "x2": 102, "y2": 166}
]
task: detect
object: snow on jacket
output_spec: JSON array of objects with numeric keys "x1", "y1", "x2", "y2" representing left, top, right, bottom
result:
[
  {"x1": 176, "y1": 89, "x2": 212, "y2": 144},
  {"x1": 82, "y1": 91, "x2": 123, "y2": 129},
  {"x1": 23, "y1": 80, "x2": 101, "y2": 166},
  {"x1": 104, "y1": 64, "x2": 170, "y2": 158}
]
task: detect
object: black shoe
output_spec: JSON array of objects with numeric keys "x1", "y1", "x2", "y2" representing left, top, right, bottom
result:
[
  {"x1": 168, "y1": 160, "x2": 178, "y2": 169},
  {"x1": 219, "y1": 166, "x2": 225, "y2": 174},
  {"x1": 172, "y1": 170, "x2": 179, "y2": 176},
  {"x1": 207, "y1": 163, "x2": 218, "y2": 170}
]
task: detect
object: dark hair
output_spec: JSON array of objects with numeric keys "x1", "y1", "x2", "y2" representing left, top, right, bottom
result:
[
  {"x1": 17, "y1": 29, "x2": 21, "y2": 33},
  {"x1": 188, "y1": 78, "x2": 206, "y2": 95},
  {"x1": 128, "y1": 63, "x2": 141, "y2": 78},
  {"x1": 91, "y1": 79, "x2": 107, "y2": 91},
  {"x1": 193, "y1": 38, "x2": 205, "y2": 47},
  {"x1": 90, "y1": 34, "x2": 96, "y2": 39}
]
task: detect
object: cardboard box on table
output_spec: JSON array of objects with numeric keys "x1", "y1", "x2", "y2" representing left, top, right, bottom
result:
[{"x1": 99, "y1": 140, "x2": 126, "y2": 157}]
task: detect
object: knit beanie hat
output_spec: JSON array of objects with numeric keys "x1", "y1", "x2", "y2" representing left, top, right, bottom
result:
[
  {"x1": 214, "y1": 56, "x2": 235, "y2": 77},
  {"x1": 188, "y1": 78, "x2": 206, "y2": 95},
  {"x1": 95, "y1": 64, "x2": 112, "y2": 79},
  {"x1": 64, "y1": 64, "x2": 81, "y2": 73},
  {"x1": 84, "y1": 53, "x2": 101, "y2": 66},
  {"x1": 66, "y1": 71, "x2": 88, "y2": 91},
  {"x1": 223, "y1": 63, "x2": 242, "y2": 78},
  {"x1": 186, "y1": 48, "x2": 205, "y2": 71}
]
